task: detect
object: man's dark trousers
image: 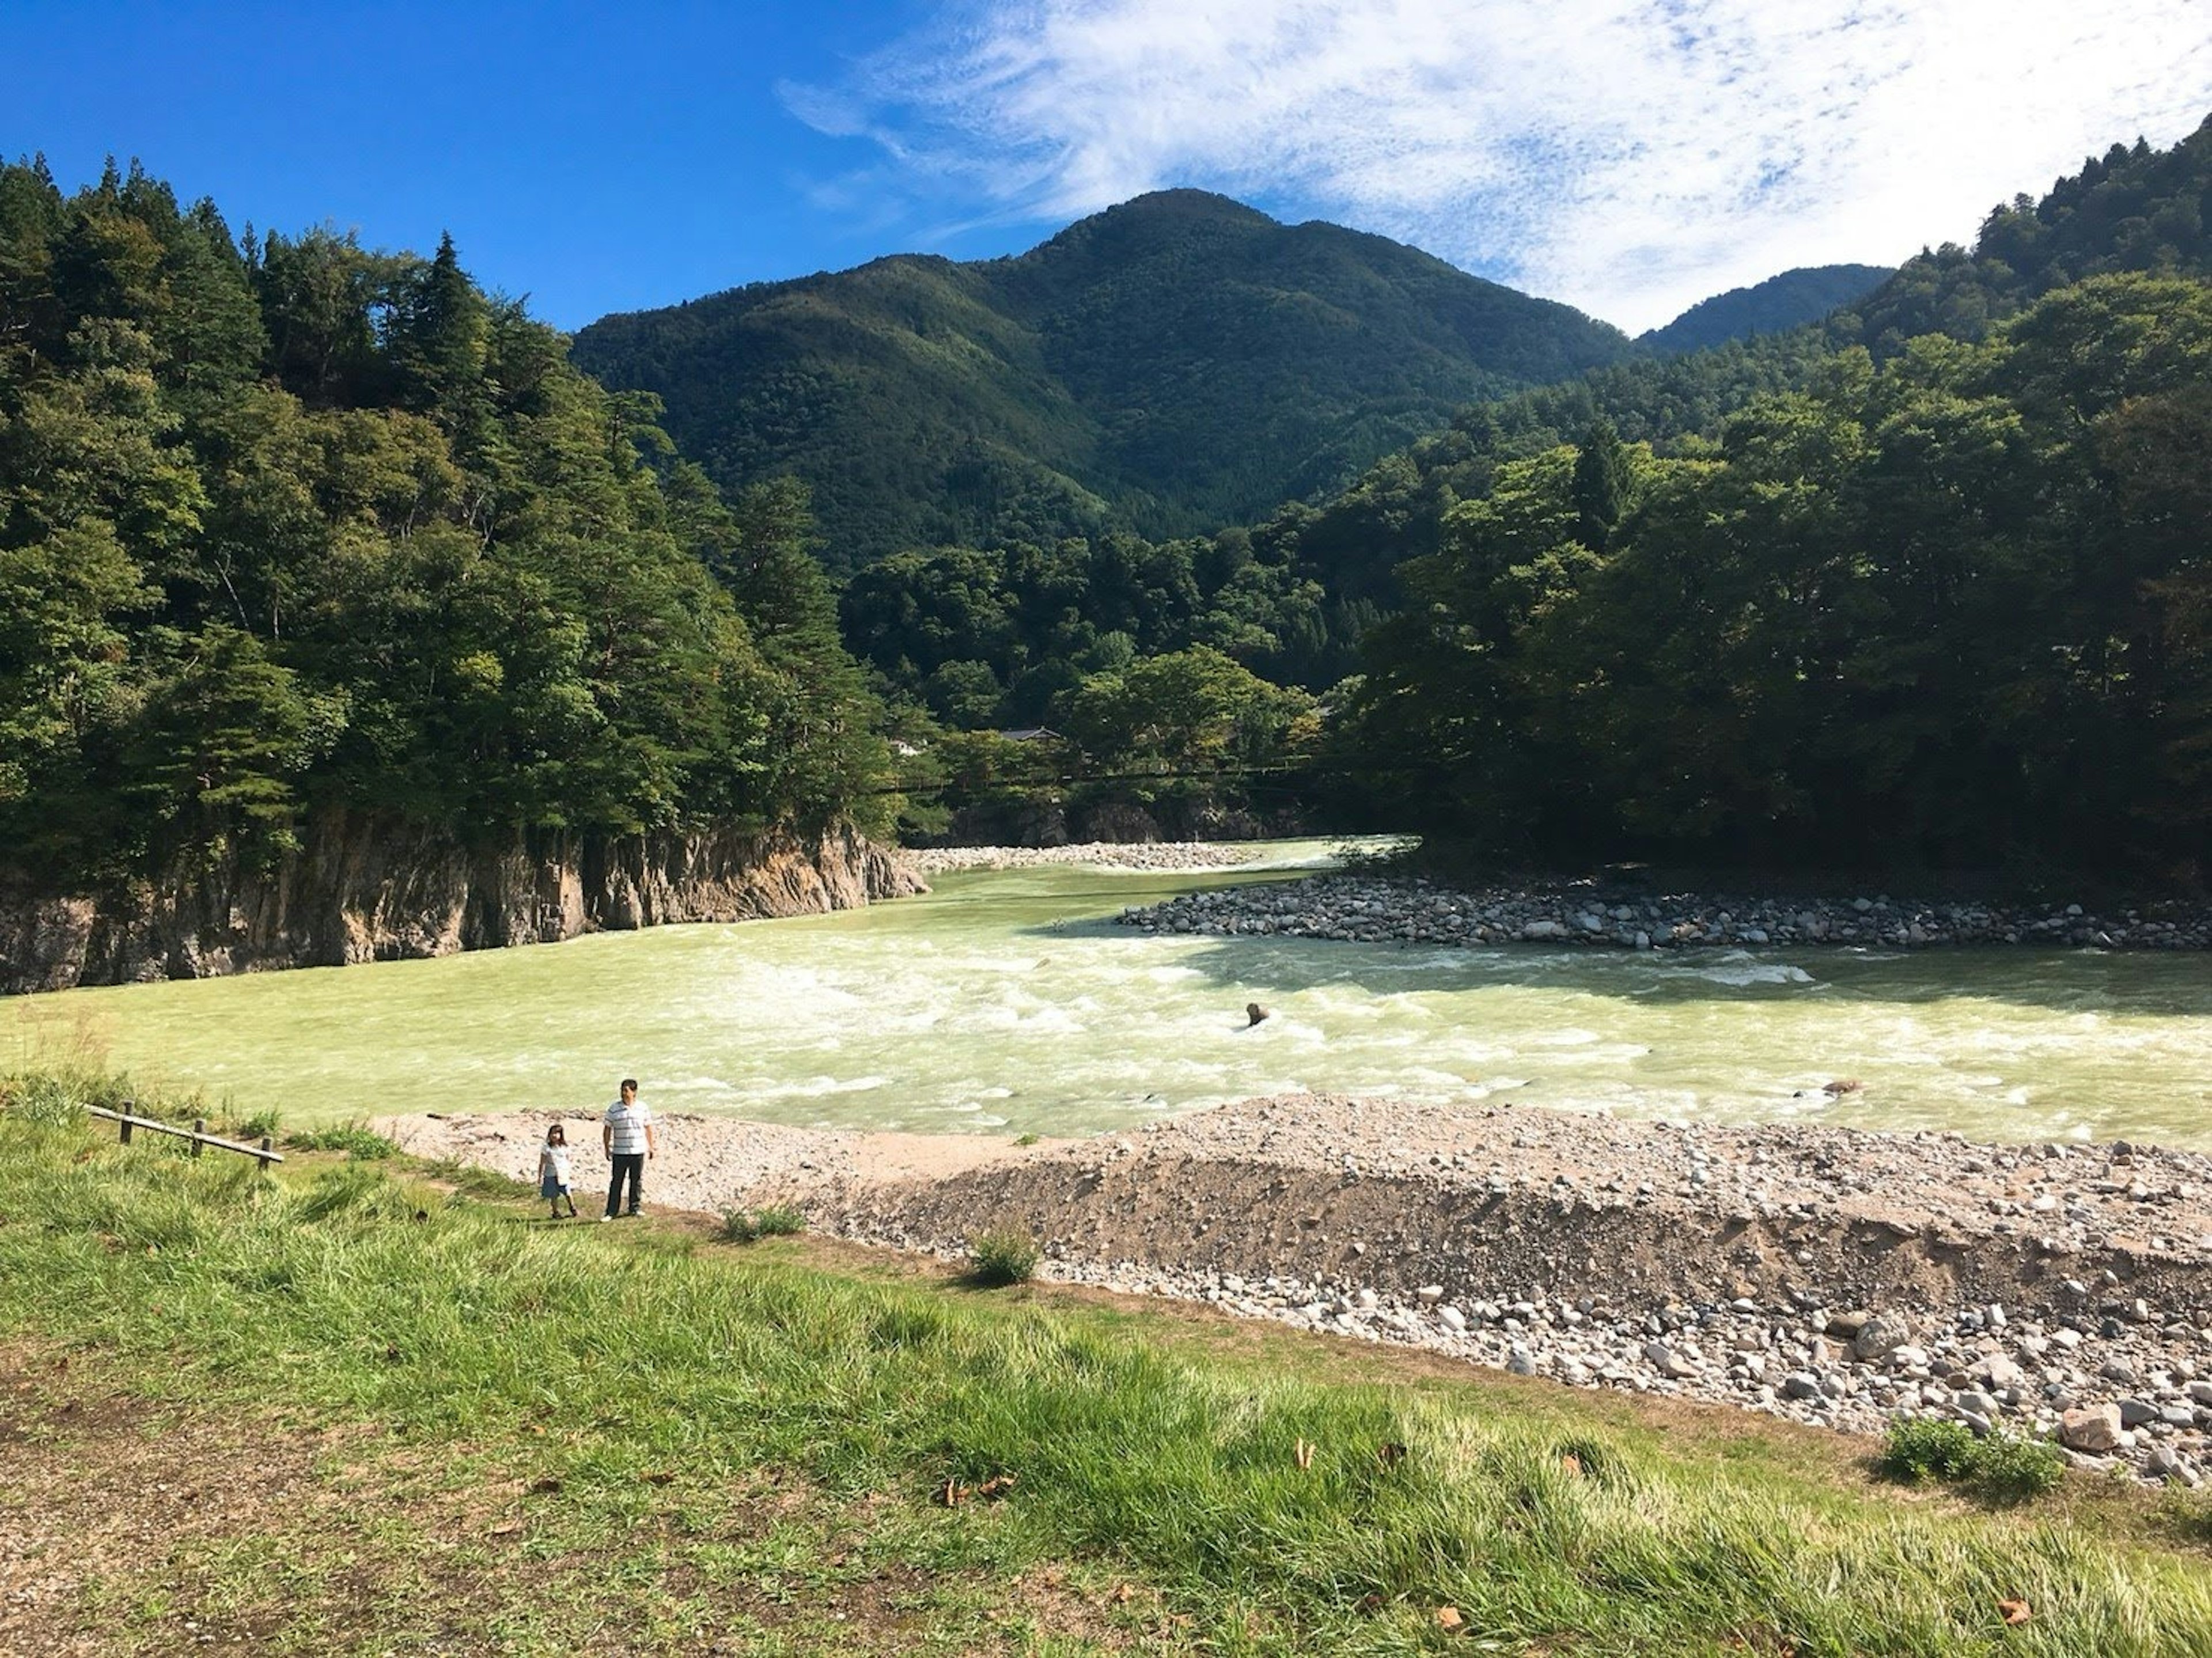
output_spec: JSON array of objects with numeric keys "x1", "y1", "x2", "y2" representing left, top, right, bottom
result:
[{"x1": 605, "y1": 1153, "x2": 645, "y2": 1217}]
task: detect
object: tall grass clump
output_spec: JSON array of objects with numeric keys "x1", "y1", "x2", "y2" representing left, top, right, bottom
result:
[
  {"x1": 967, "y1": 1228, "x2": 1039, "y2": 1287},
  {"x1": 284, "y1": 1121, "x2": 399, "y2": 1159},
  {"x1": 717, "y1": 1204, "x2": 805, "y2": 1243},
  {"x1": 1, "y1": 1064, "x2": 144, "y2": 1125}
]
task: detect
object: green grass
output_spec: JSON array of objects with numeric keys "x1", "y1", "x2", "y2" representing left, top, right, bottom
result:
[{"x1": 3, "y1": 1090, "x2": 2211, "y2": 1654}]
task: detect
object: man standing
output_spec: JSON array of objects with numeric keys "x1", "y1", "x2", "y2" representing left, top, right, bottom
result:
[{"x1": 601, "y1": 1077, "x2": 656, "y2": 1220}]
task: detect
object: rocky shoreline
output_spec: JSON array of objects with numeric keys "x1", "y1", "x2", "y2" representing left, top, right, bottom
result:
[
  {"x1": 389, "y1": 1095, "x2": 2212, "y2": 1486},
  {"x1": 909, "y1": 841, "x2": 1268, "y2": 874},
  {"x1": 1117, "y1": 872, "x2": 2212, "y2": 950}
]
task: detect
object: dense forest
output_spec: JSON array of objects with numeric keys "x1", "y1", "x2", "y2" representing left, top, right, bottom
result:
[
  {"x1": 0, "y1": 157, "x2": 894, "y2": 890},
  {"x1": 1327, "y1": 117, "x2": 2212, "y2": 876}
]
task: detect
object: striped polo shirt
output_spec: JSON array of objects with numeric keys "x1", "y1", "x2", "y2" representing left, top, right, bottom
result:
[{"x1": 604, "y1": 1099, "x2": 653, "y2": 1155}]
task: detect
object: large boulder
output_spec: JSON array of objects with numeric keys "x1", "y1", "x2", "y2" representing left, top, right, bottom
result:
[
  {"x1": 1851, "y1": 1312, "x2": 1918, "y2": 1363},
  {"x1": 2059, "y1": 1403, "x2": 2124, "y2": 1454}
]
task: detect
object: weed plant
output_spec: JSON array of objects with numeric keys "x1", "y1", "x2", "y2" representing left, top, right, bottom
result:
[
  {"x1": 717, "y1": 1205, "x2": 806, "y2": 1243},
  {"x1": 968, "y1": 1228, "x2": 1039, "y2": 1285},
  {"x1": 1, "y1": 1106, "x2": 2209, "y2": 1653},
  {"x1": 1882, "y1": 1418, "x2": 2067, "y2": 1503}
]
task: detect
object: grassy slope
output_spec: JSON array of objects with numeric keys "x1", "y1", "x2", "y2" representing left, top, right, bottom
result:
[{"x1": 4, "y1": 1099, "x2": 2212, "y2": 1656}]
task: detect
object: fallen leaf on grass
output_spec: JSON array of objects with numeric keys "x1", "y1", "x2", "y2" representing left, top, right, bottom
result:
[
  {"x1": 1376, "y1": 1441, "x2": 1407, "y2": 1469},
  {"x1": 1998, "y1": 1599, "x2": 2032, "y2": 1627},
  {"x1": 935, "y1": 1478, "x2": 968, "y2": 1507},
  {"x1": 1435, "y1": 1606, "x2": 1465, "y2": 1632},
  {"x1": 642, "y1": 1470, "x2": 676, "y2": 1486},
  {"x1": 527, "y1": 1477, "x2": 562, "y2": 1496},
  {"x1": 1109, "y1": 1583, "x2": 1134, "y2": 1604},
  {"x1": 489, "y1": 1521, "x2": 523, "y2": 1538},
  {"x1": 1560, "y1": 1454, "x2": 1582, "y2": 1478},
  {"x1": 975, "y1": 1473, "x2": 1018, "y2": 1500}
]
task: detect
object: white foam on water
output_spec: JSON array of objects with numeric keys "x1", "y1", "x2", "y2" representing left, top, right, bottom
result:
[{"x1": 748, "y1": 1074, "x2": 890, "y2": 1101}]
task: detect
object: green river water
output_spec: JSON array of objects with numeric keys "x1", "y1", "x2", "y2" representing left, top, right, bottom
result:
[{"x1": 6, "y1": 841, "x2": 2211, "y2": 1147}]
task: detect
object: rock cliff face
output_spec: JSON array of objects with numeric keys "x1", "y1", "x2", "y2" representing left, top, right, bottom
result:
[{"x1": 0, "y1": 815, "x2": 923, "y2": 995}]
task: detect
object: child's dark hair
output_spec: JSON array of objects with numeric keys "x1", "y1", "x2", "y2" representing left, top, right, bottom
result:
[{"x1": 546, "y1": 1122, "x2": 566, "y2": 1144}]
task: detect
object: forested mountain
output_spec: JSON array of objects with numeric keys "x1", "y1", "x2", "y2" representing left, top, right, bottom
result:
[
  {"x1": 0, "y1": 157, "x2": 893, "y2": 889},
  {"x1": 849, "y1": 117, "x2": 2212, "y2": 871},
  {"x1": 1638, "y1": 264, "x2": 1891, "y2": 354},
  {"x1": 571, "y1": 191, "x2": 1631, "y2": 571}
]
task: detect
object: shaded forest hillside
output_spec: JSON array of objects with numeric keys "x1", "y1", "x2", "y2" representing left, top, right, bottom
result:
[
  {"x1": 1638, "y1": 264, "x2": 1892, "y2": 354},
  {"x1": 571, "y1": 191, "x2": 1632, "y2": 570}
]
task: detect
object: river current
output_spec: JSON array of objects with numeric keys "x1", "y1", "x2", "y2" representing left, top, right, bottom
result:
[{"x1": 6, "y1": 841, "x2": 2211, "y2": 1146}]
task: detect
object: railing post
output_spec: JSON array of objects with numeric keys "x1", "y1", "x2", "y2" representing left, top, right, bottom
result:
[
  {"x1": 258, "y1": 1135, "x2": 275, "y2": 1171},
  {"x1": 191, "y1": 1118, "x2": 205, "y2": 1158}
]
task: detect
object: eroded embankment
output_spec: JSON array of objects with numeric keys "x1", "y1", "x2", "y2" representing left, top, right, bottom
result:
[
  {"x1": 0, "y1": 815, "x2": 922, "y2": 993},
  {"x1": 390, "y1": 1095, "x2": 2212, "y2": 1484}
]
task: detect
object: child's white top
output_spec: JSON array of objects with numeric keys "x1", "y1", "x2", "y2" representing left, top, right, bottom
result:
[{"x1": 539, "y1": 1144, "x2": 572, "y2": 1183}]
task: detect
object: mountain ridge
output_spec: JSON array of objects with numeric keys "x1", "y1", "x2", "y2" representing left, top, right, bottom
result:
[{"x1": 573, "y1": 190, "x2": 1633, "y2": 569}]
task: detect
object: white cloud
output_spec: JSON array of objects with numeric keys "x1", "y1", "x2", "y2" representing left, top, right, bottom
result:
[{"x1": 786, "y1": 0, "x2": 2212, "y2": 331}]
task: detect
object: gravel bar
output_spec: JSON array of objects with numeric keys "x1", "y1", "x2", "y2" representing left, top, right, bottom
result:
[{"x1": 1117, "y1": 873, "x2": 2212, "y2": 950}]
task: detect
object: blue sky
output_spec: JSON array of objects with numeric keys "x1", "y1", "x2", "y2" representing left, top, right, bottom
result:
[{"x1": 7, "y1": 1, "x2": 2210, "y2": 333}]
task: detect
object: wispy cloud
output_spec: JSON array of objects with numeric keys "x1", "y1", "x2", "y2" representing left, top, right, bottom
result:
[{"x1": 783, "y1": 0, "x2": 2212, "y2": 331}]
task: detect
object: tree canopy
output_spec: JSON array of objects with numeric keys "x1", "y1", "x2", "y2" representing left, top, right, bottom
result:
[{"x1": 0, "y1": 157, "x2": 894, "y2": 886}]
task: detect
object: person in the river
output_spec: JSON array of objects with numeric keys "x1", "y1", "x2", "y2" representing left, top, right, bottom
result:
[
  {"x1": 539, "y1": 1122, "x2": 578, "y2": 1219},
  {"x1": 601, "y1": 1078, "x2": 656, "y2": 1220},
  {"x1": 1246, "y1": 1002, "x2": 1270, "y2": 1027}
]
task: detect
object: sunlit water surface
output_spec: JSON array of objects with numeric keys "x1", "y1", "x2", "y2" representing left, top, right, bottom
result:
[{"x1": 6, "y1": 840, "x2": 2211, "y2": 1146}]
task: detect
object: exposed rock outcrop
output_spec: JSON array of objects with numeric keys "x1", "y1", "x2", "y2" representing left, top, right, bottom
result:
[{"x1": 0, "y1": 814, "x2": 922, "y2": 995}]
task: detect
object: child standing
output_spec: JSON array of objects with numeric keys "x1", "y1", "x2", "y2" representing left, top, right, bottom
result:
[{"x1": 539, "y1": 1123, "x2": 578, "y2": 1218}]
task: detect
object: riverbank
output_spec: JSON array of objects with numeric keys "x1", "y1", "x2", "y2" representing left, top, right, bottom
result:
[
  {"x1": 13, "y1": 1104, "x2": 2212, "y2": 1655},
  {"x1": 908, "y1": 840, "x2": 1271, "y2": 873},
  {"x1": 1116, "y1": 872, "x2": 2212, "y2": 950},
  {"x1": 391, "y1": 1096, "x2": 2212, "y2": 1486},
  {"x1": 0, "y1": 818, "x2": 922, "y2": 994}
]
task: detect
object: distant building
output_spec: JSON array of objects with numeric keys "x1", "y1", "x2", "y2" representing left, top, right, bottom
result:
[{"x1": 997, "y1": 727, "x2": 1062, "y2": 742}]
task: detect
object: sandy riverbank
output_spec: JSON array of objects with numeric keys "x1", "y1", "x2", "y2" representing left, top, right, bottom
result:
[{"x1": 387, "y1": 1094, "x2": 2212, "y2": 1484}]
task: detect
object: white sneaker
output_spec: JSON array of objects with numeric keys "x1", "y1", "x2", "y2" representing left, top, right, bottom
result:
[{"x1": 599, "y1": 1215, "x2": 612, "y2": 1222}]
